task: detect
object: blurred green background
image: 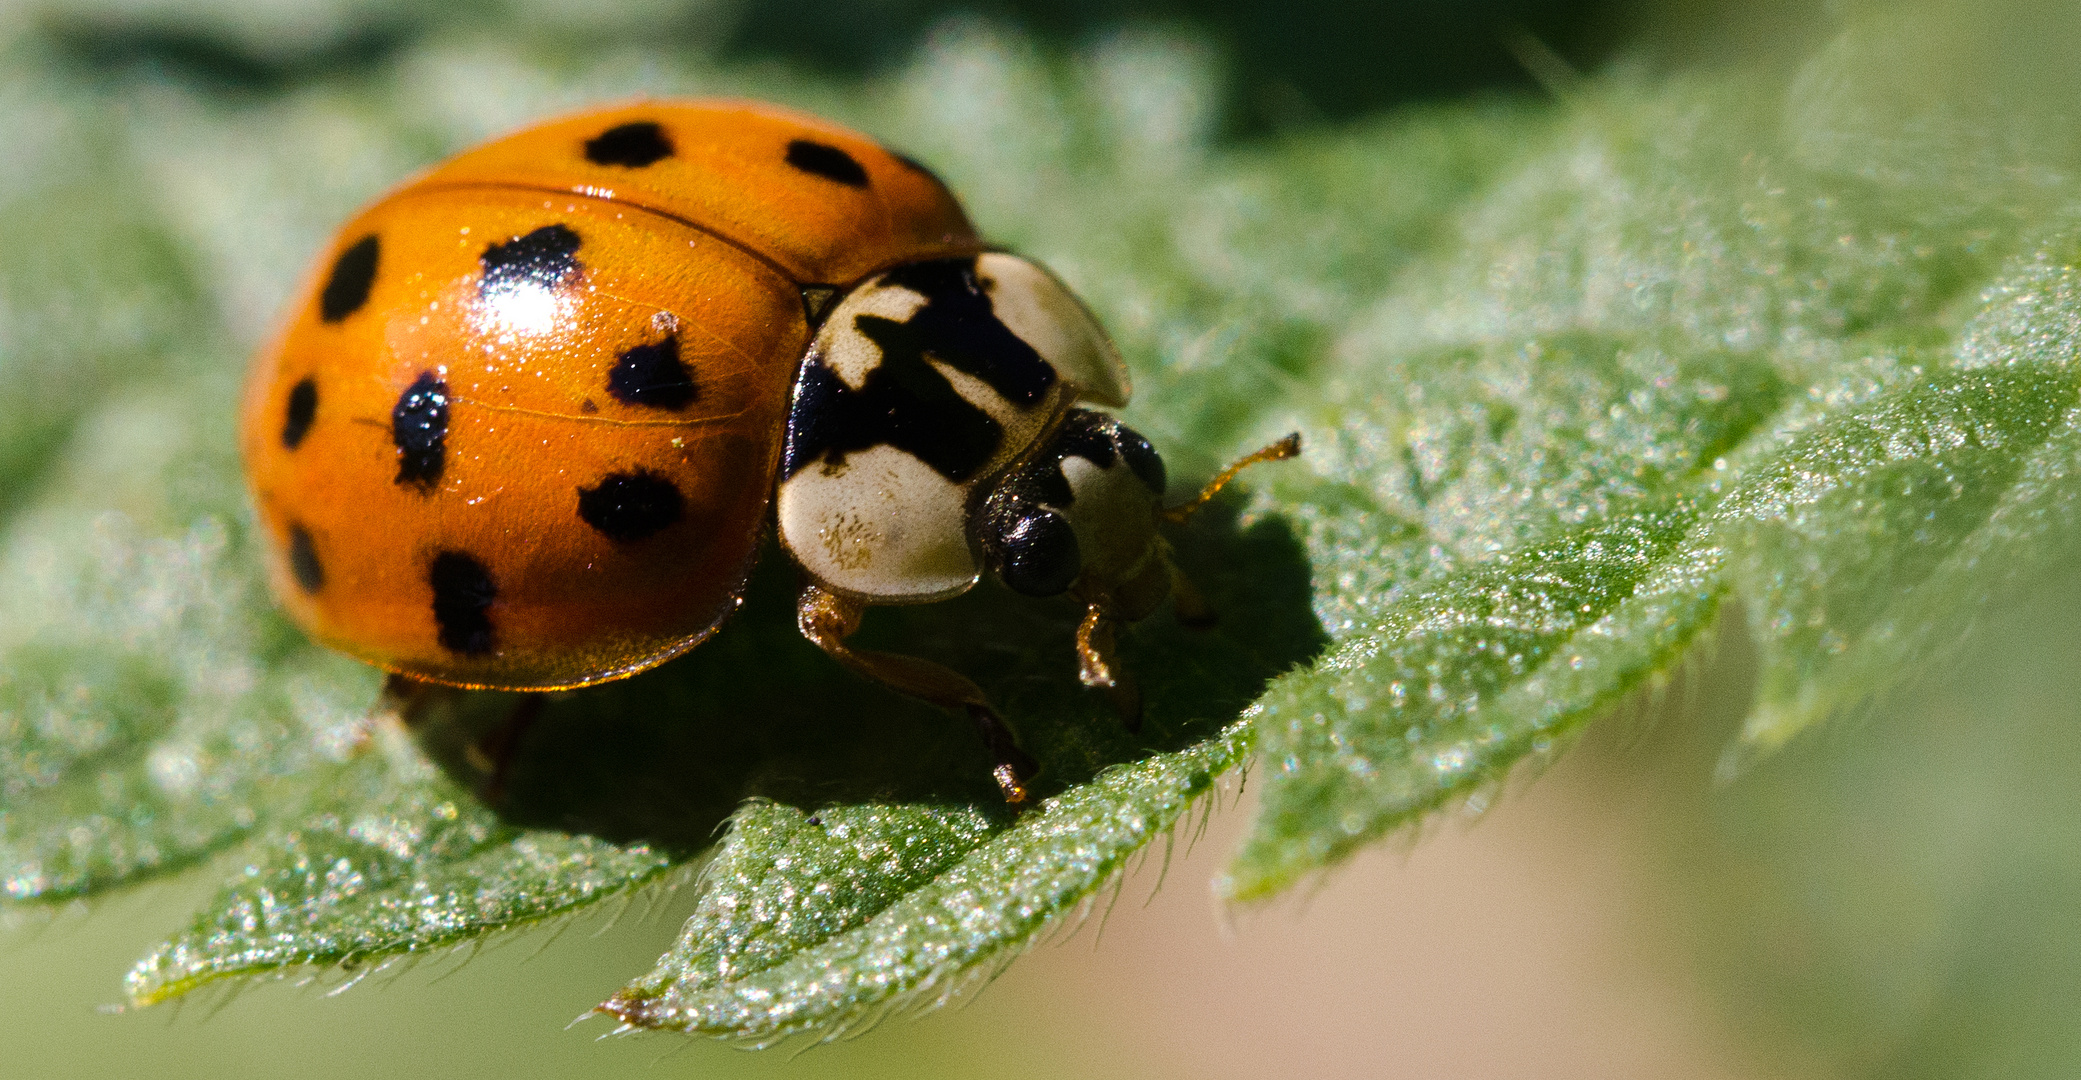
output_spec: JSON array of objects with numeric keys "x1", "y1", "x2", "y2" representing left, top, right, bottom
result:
[{"x1": 6, "y1": 0, "x2": 2081, "y2": 1077}]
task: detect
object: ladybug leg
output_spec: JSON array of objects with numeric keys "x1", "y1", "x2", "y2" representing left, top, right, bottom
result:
[
  {"x1": 373, "y1": 675, "x2": 540, "y2": 806},
  {"x1": 380, "y1": 670, "x2": 424, "y2": 724},
  {"x1": 1073, "y1": 597, "x2": 1143, "y2": 732},
  {"x1": 356, "y1": 673, "x2": 438, "y2": 753},
  {"x1": 378, "y1": 673, "x2": 432, "y2": 725},
  {"x1": 460, "y1": 693, "x2": 546, "y2": 807},
  {"x1": 1073, "y1": 600, "x2": 1118, "y2": 687},
  {"x1": 797, "y1": 583, "x2": 1038, "y2": 804}
]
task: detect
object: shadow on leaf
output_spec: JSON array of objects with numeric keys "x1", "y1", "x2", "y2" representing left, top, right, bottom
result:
[{"x1": 401, "y1": 498, "x2": 1324, "y2": 853}]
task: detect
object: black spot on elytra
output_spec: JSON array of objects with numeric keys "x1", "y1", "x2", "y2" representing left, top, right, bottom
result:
[
  {"x1": 781, "y1": 258, "x2": 1058, "y2": 484},
  {"x1": 785, "y1": 139, "x2": 868, "y2": 187},
  {"x1": 282, "y1": 377, "x2": 318, "y2": 449},
  {"x1": 609, "y1": 335, "x2": 696, "y2": 411},
  {"x1": 481, "y1": 224, "x2": 581, "y2": 298},
  {"x1": 286, "y1": 522, "x2": 323, "y2": 593},
  {"x1": 392, "y1": 372, "x2": 449, "y2": 489},
  {"x1": 584, "y1": 121, "x2": 673, "y2": 167},
  {"x1": 577, "y1": 471, "x2": 684, "y2": 543},
  {"x1": 430, "y1": 551, "x2": 495, "y2": 655},
  {"x1": 320, "y1": 234, "x2": 378, "y2": 322}
]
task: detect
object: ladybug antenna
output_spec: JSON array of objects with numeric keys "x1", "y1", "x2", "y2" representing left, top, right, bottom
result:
[{"x1": 1162, "y1": 433, "x2": 1301, "y2": 524}]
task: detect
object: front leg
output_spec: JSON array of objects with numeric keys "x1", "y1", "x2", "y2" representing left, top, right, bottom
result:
[
  {"x1": 796, "y1": 583, "x2": 1038, "y2": 803},
  {"x1": 1073, "y1": 597, "x2": 1143, "y2": 732}
]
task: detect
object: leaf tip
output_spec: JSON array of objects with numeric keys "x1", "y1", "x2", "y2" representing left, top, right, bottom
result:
[
  {"x1": 1212, "y1": 848, "x2": 1297, "y2": 906},
  {"x1": 594, "y1": 986, "x2": 665, "y2": 1031},
  {"x1": 121, "y1": 970, "x2": 183, "y2": 1009}
]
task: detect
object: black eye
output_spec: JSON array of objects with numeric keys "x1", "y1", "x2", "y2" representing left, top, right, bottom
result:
[
  {"x1": 1116, "y1": 424, "x2": 1166, "y2": 495},
  {"x1": 994, "y1": 508, "x2": 1080, "y2": 597}
]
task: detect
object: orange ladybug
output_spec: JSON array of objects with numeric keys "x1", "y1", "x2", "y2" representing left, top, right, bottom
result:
[{"x1": 241, "y1": 100, "x2": 1295, "y2": 802}]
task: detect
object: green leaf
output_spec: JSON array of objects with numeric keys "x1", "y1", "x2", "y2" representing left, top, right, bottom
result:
[
  {"x1": 1223, "y1": 11, "x2": 2081, "y2": 893},
  {"x1": 1229, "y1": 361, "x2": 1749, "y2": 897},
  {"x1": 0, "y1": 85, "x2": 208, "y2": 517},
  {"x1": 126, "y1": 741, "x2": 675, "y2": 1005},
  {"x1": 0, "y1": 52, "x2": 382, "y2": 903},
  {"x1": 601, "y1": 726, "x2": 1241, "y2": 1041},
  {"x1": 0, "y1": 507, "x2": 378, "y2": 900},
  {"x1": 1723, "y1": 242, "x2": 2081, "y2": 752}
]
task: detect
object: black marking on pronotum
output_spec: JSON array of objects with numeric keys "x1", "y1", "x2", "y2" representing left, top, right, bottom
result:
[
  {"x1": 430, "y1": 551, "x2": 496, "y2": 655},
  {"x1": 392, "y1": 372, "x2": 450, "y2": 489},
  {"x1": 481, "y1": 224, "x2": 581, "y2": 298},
  {"x1": 577, "y1": 471, "x2": 684, "y2": 543},
  {"x1": 784, "y1": 139, "x2": 869, "y2": 187},
  {"x1": 320, "y1": 234, "x2": 379, "y2": 322},
  {"x1": 800, "y1": 285, "x2": 841, "y2": 327},
  {"x1": 286, "y1": 522, "x2": 324, "y2": 593},
  {"x1": 584, "y1": 121, "x2": 673, "y2": 167},
  {"x1": 282, "y1": 377, "x2": 318, "y2": 449},
  {"x1": 608, "y1": 334, "x2": 696, "y2": 411},
  {"x1": 781, "y1": 259, "x2": 1057, "y2": 484},
  {"x1": 868, "y1": 260, "x2": 1057, "y2": 405},
  {"x1": 782, "y1": 349, "x2": 1002, "y2": 484}
]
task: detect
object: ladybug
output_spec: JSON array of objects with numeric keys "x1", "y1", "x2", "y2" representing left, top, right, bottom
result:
[{"x1": 241, "y1": 100, "x2": 1296, "y2": 803}]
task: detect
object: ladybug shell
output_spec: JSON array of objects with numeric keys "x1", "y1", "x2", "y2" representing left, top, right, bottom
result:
[
  {"x1": 242, "y1": 103, "x2": 983, "y2": 690},
  {"x1": 420, "y1": 101, "x2": 978, "y2": 286}
]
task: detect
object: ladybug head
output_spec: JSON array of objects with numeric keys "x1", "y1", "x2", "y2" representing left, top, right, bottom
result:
[{"x1": 977, "y1": 408, "x2": 1172, "y2": 620}]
